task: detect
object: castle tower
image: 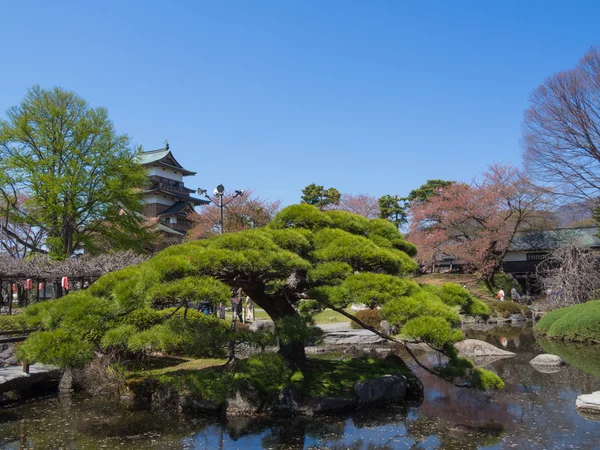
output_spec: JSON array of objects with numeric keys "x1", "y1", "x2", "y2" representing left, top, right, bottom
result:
[{"x1": 137, "y1": 143, "x2": 207, "y2": 233}]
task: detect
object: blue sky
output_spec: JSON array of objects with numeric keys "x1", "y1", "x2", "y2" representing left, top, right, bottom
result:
[{"x1": 1, "y1": 1, "x2": 599, "y2": 205}]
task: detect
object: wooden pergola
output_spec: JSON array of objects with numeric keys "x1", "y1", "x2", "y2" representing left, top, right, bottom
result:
[{"x1": 0, "y1": 251, "x2": 148, "y2": 315}]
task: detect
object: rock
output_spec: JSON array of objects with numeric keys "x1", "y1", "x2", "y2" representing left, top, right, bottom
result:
[
  {"x1": 529, "y1": 354, "x2": 565, "y2": 367},
  {"x1": 510, "y1": 314, "x2": 526, "y2": 322},
  {"x1": 274, "y1": 386, "x2": 301, "y2": 414},
  {"x1": 531, "y1": 365, "x2": 562, "y2": 374},
  {"x1": 58, "y1": 369, "x2": 85, "y2": 393},
  {"x1": 379, "y1": 320, "x2": 397, "y2": 335},
  {"x1": 151, "y1": 385, "x2": 180, "y2": 410},
  {"x1": 225, "y1": 379, "x2": 265, "y2": 416},
  {"x1": 353, "y1": 374, "x2": 406, "y2": 405},
  {"x1": 59, "y1": 370, "x2": 75, "y2": 393},
  {"x1": 384, "y1": 354, "x2": 405, "y2": 366},
  {"x1": 576, "y1": 391, "x2": 600, "y2": 414},
  {"x1": 0, "y1": 343, "x2": 18, "y2": 367},
  {"x1": 454, "y1": 339, "x2": 516, "y2": 358}
]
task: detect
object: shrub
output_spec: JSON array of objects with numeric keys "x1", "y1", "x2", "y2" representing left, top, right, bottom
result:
[
  {"x1": 18, "y1": 329, "x2": 95, "y2": 369},
  {"x1": 469, "y1": 367, "x2": 504, "y2": 390},
  {"x1": 381, "y1": 291, "x2": 461, "y2": 328},
  {"x1": 535, "y1": 300, "x2": 600, "y2": 342},
  {"x1": 536, "y1": 307, "x2": 575, "y2": 334},
  {"x1": 0, "y1": 315, "x2": 25, "y2": 331},
  {"x1": 350, "y1": 309, "x2": 384, "y2": 329},
  {"x1": 496, "y1": 301, "x2": 522, "y2": 315},
  {"x1": 401, "y1": 316, "x2": 463, "y2": 348}
]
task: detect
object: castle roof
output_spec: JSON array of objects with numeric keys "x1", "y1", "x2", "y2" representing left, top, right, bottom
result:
[
  {"x1": 141, "y1": 187, "x2": 208, "y2": 205},
  {"x1": 137, "y1": 145, "x2": 196, "y2": 176}
]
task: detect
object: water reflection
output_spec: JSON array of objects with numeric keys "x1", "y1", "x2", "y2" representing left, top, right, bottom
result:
[{"x1": 1, "y1": 324, "x2": 600, "y2": 449}]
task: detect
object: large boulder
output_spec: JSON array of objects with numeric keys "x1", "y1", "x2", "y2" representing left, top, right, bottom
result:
[
  {"x1": 225, "y1": 379, "x2": 265, "y2": 416},
  {"x1": 454, "y1": 339, "x2": 516, "y2": 358},
  {"x1": 0, "y1": 343, "x2": 18, "y2": 367},
  {"x1": 576, "y1": 392, "x2": 600, "y2": 414},
  {"x1": 354, "y1": 374, "x2": 406, "y2": 405},
  {"x1": 274, "y1": 385, "x2": 302, "y2": 414},
  {"x1": 529, "y1": 354, "x2": 565, "y2": 367}
]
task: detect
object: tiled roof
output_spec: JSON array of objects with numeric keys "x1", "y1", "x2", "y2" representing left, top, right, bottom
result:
[
  {"x1": 141, "y1": 188, "x2": 208, "y2": 205},
  {"x1": 136, "y1": 148, "x2": 171, "y2": 165},
  {"x1": 508, "y1": 227, "x2": 600, "y2": 252},
  {"x1": 136, "y1": 147, "x2": 196, "y2": 176},
  {"x1": 159, "y1": 201, "x2": 197, "y2": 217},
  {"x1": 156, "y1": 223, "x2": 186, "y2": 236}
]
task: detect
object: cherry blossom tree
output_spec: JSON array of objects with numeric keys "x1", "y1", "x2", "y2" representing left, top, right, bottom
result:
[
  {"x1": 408, "y1": 164, "x2": 551, "y2": 286},
  {"x1": 331, "y1": 193, "x2": 379, "y2": 219},
  {"x1": 188, "y1": 189, "x2": 281, "y2": 239}
]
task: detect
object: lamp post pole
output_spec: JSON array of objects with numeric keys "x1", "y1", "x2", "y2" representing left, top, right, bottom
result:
[
  {"x1": 197, "y1": 184, "x2": 244, "y2": 235},
  {"x1": 219, "y1": 194, "x2": 224, "y2": 234}
]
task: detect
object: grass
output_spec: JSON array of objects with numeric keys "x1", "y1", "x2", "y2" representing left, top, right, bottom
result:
[
  {"x1": 413, "y1": 273, "x2": 495, "y2": 302},
  {"x1": 251, "y1": 308, "x2": 352, "y2": 324}
]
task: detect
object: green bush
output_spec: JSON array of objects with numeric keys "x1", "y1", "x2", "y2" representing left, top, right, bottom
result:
[
  {"x1": 469, "y1": 367, "x2": 504, "y2": 390},
  {"x1": 535, "y1": 301, "x2": 600, "y2": 342},
  {"x1": 536, "y1": 307, "x2": 574, "y2": 334},
  {"x1": 18, "y1": 329, "x2": 95, "y2": 369},
  {"x1": 381, "y1": 291, "x2": 461, "y2": 328},
  {"x1": 0, "y1": 315, "x2": 26, "y2": 331},
  {"x1": 350, "y1": 309, "x2": 384, "y2": 329},
  {"x1": 421, "y1": 283, "x2": 490, "y2": 319},
  {"x1": 127, "y1": 313, "x2": 230, "y2": 358},
  {"x1": 401, "y1": 316, "x2": 463, "y2": 348},
  {"x1": 496, "y1": 301, "x2": 522, "y2": 315}
]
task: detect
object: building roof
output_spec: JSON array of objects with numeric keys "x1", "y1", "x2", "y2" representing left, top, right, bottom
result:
[
  {"x1": 141, "y1": 188, "x2": 208, "y2": 205},
  {"x1": 156, "y1": 223, "x2": 186, "y2": 236},
  {"x1": 159, "y1": 201, "x2": 198, "y2": 218},
  {"x1": 508, "y1": 227, "x2": 600, "y2": 252},
  {"x1": 136, "y1": 146, "x2": 196, "y2": 176}
]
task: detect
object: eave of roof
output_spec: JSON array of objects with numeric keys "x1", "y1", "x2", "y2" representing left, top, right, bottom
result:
[
  {"x1": 158, "y1": 201, "x2": 197, "y2": 217},
  {"x1": 508, "y1": 226, "x2": 600, "y2": 251},
  {"x1": 155, "y1": 223, "x2": 186, "y2": 236},
  {"x1": 141, "y1": 189, "x2": 209, "y2": 205}
]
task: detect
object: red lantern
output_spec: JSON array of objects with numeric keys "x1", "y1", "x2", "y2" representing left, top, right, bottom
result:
[
  {"x1": 61, "y1": 277, "x2": 70, "y2": 290},
  {"x1": 38, "y1": 282, "x2": 44, "y2": 291},
  {"x1": 25, "y1": 279, "x2": 33, "y2": 290},
  {"x1": 12, "y1": 283, "x2": 17, "y2": 293}
]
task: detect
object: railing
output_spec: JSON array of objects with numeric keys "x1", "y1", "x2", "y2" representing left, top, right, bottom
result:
[
  {"x1": 148, "y1": 177, "x2": 191, "y2": 195},
  {"x1": 0, "y1": 329, "x2": 36, "y2": 373}
]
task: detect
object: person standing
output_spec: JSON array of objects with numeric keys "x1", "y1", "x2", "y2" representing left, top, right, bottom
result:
[
  {"x1": 510, "y1": 286, "x2": 520, "y2": 303},
  {"x1": 497, "y1": 288, "x2": 505, "y2": 302}
]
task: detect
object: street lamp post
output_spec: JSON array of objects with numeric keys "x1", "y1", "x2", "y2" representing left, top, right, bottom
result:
[{"x1": 197, "y1": 184, "x2": 244, "y2": 234}]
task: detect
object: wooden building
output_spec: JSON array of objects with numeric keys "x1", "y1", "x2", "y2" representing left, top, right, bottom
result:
[{"x1": 137, "y1": 143, "x2": 207, "y2": 234}]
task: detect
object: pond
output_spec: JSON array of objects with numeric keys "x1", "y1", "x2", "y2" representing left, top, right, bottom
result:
[{"x1": 1, "y1": 324, "x2": 600, "y2": 449}]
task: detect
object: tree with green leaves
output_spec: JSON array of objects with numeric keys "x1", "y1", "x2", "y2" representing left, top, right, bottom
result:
[
  {"x1": 18, "y1": 205, "x2": 501, "y2": 390},
  {"x1": 406, "y1": 179, "x2": 454, "y2": 203},
  {"x1": 0, "y1": 86, "x2": 155, "y2": 258},
  {"x1": 300, "y1": 183, "x2": 341, "y2": 210},
  {"x1": 378, "y1": 194, "x2": 407, "y2": 228}
]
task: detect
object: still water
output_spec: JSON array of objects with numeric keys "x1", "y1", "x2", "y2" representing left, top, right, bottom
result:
[{"x1": 1, "y1": 324, "x2": 600, "y2": 449}]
